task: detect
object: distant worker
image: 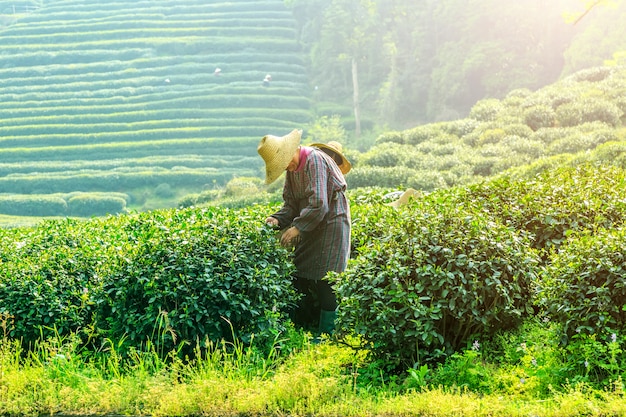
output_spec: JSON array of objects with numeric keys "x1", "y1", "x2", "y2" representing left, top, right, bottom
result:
[{"x1": 262, "y1": 74, "x2": 272, "y2": 87}]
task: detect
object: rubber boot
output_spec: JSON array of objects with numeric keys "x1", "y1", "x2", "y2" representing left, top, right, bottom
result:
[{"x1": 318, "y1": 309, "x2": 337, "y2": 336}]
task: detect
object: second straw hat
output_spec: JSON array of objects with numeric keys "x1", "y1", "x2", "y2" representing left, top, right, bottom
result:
[
  {"x1": 310, "y1": 141, "x2": 352, "y2": 175},
  {"x1": 257, "y1": 129, "x2": 302, "y2": 184}
]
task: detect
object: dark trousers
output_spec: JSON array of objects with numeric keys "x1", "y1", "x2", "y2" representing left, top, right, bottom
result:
[{"x1": 291, "y1": 277, "x2": 337, "y2": 329}]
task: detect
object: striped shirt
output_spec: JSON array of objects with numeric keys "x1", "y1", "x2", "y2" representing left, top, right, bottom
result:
[{"x1": 271, "y1": 146, "x2": 351, "y2": 280}]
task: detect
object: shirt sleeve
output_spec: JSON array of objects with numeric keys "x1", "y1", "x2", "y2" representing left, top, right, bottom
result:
[{"x1": 270, "y1": 179, "x2": 299, "y2": 229}]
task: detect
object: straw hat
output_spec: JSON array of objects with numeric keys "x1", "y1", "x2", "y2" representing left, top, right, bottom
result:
[
  {"x1": 386, "y1": 188, "x2": 421, "y2": 209},
  {"x1": 310, "y1": 141, "x2": 352, "y2": 175},
  {"x1": 257, "y1": 129, "x2": 302, "y2": 184}
]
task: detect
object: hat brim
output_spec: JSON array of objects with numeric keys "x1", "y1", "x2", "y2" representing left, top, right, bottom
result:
[
  {"x1": 310, "y1": 143, "x2": 352, "y2": 175},
  {"x1": 258, "y1": 129, "x2": 302, "y2": 184}
]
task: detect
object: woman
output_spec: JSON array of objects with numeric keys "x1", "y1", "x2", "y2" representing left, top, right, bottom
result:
[{"x1": 257, "y1": 129, "x2": 351, "y2": 335}]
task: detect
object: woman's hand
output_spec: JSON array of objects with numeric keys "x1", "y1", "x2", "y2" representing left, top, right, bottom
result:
[
  {"x1": 265, "y1": 217, "x2": 279, "y2": 227},
  {"x1": 280, "y1": 226, "x2": 301, "y2": 247}
]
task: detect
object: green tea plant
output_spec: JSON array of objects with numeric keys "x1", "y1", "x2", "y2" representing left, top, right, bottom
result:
[
  {"x1": 538, "y1": 225, "x2": 626, "y2": 341},
  {"x1": 332, "y1": 195, "x2": 540, "y2": 369},
  {"x1": 0, "y1": 218, "x2": 117, "y2": 345},
  {"x1": 0, "y1": 205, "x2": 299, "y2": 356},
  {"x1": 101, "y1": 206, "x2": 298, "y2": 355},
  {"x1": 458, "y1": 164, "x2": 626, "y2": 256}
]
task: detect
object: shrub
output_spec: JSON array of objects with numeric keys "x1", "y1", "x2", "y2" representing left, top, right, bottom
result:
[
  {"x1": 546, "y1": 132, "x2": 599, "y2": 155},
  {"x1": 531, "y1": 126, "x2": 576, "y2": 145},
  {"x1": 155, "y1": 183, "x2": 174, "y2": 198},
  {"x1": 567, "y1": 66, "x2": 614, "y2": 83},
  {"x1": 458, "y1": 164, "x2": 626, "y2": 255},
  {"x1": 469, "y1": 98, "x2": 505, "y2": 122},
  {"x1": 68, "y1": 195, "x2": 127, "y2": 217},
  {"x1": 538, "y1": 226, "x2": 626, "y2": 341},
  {"x1": 407, "y1": 170, "x2": 448, "y2": 191},
  {"x1": 375, "y1": 130, "x2": 404, "y2": 144},
  {"x1": 440, "y1": 118, "x2": 479, "y2": 137},
  {"x1": 332, "y1": 197, "x2": 540, "y2": 369},
  {"x1": 0, "y1": 195, "x2": 68, "y2": 216},
  {"x1": 403, "y1": 124, "x2": 447, "y2": 145},
  {"x1": 500, "y1": 136, "x2": 545, "y2": 159},
  {"x1": 101, "y1": 207, "x2": 298, "y2": 355},
  {"x1": 477, "y1": 128, "x2": 506, "y2": 145},
  {"x1": 0, "y1": 218, "x2": 117, "y2": 345},
  {"x1": 358, "y1": 143, "x2": 408, "y2": 168},
  {"x1": 524, "y1": 105, "x2": 556, "y2": 131},
  {"x1": 346, "y1": 166, "x2": 418, "y2": 189},
  {"x1": 555, "y1": 98, "x2": 623, "y2": 127},
  {"x1": 224, "y1": 176, "x2": 263, "y2": 197}
]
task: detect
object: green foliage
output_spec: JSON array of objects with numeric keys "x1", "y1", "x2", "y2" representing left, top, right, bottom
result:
[
  {"x1": 224, "y1": 177, "x2": 264, "y2": 198},
  {"x1": 154, "y1": 183, "x2": 174, "y2": 198},
  {"x1": 561, "y1": 332, "x2": 625, "y2": 387},
  {"x1": 469, "y1": 98, "x2": 505, "y2": 122},
  {"x1": 359, "y1": 66, "x2": 626, "y2": 195},
  {"x1": 0, "y1": 206, "x2": 298, "y2": 356},
  {"x1": 430, "y1": 348, "x2": 493, "y2": 393},
  {"x1": 67, "y1": 195, "x2": 127, "y2": 217},
  {"x1": 347, "y1": 166, "x2": 418, "y2": 189},
  {"x1": 0, "y1": 195, "x2": 68, "y2": 216},
  {"x1": 524, "y1": 104, "x2": 557, "y2": 131},
  {"x1": 304, "y1": 114, "x2": 347, "y2": 143},
  {"x1": 0, "y1": 218, "x2": 117, "y2": 344},
  {"x1": 481, "y1": 319, "x2": 569, "y2": 397},
  {"x1": 538, "y1": 226, "x2": 626, "y2": 340},
  {"x1": 556, "y1": 98, "x2": 623, "y2": 127},
  {"x1": 332, "y1": 195, "x2": 540, "y2": 369},
  {"x1": 0, "y1": 0, "x2": 309, "y2": 210},
  {"x1": 101, "y1": 207, "x2": 298, "y2": 354},
  {"x1": 462, "y1": 164, "x2": 626, "y2": 255}
]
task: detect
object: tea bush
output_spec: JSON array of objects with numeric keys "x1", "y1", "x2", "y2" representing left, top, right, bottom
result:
[
  {"x1": 0, "y1": 218, "x2": 118, "y2": 344},
  {"x1": 359, "y1": 143, "x2": 409, "y2": 168},
  {"x1": 440, "y1": 118, "x2": 479, "y2": 137},
  {"x1": 0, "y1": 206, "x2": 298, "y2": 355},
  {"x1": 332, "y1": 195, "x2": 540, "y2": 369},
  {"x1": 555, "y1": 98, "x2": 623, "y2": 127},
  {"x1": 458, "y1": 164, "x2": 626, "y2": 255},
  {"x1": 67, "y1": 195, "x2": 128, "y2": 217},
  {"x1": 469, "y1": 98, "x2": 505, "y2": 122},
  {"x1": 101, "y1": 207, "x2": 298, "y2": 354},
  {"x1": 538, "y1": 226, "x2": 626, "y2": 340},
  {"x1": 347, "y1": 166, "x2": 418, "y2": 189},
  {"x1": 524, "y1": 104, "x2": 557, "y2": 131},
  {"x1": 0, "y1": 195, "x2": 68, "y2": 216}
]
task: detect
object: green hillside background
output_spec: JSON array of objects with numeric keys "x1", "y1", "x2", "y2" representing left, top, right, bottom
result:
[
  {"x1": 0, "y1": 0, "x2": 310, "y2": 219},
  {"x1": 1, "y1": 0, "x2": 626, "y2": 224}
]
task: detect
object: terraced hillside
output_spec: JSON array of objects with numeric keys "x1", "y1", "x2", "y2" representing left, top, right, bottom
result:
[{"x1": 0, "y1": 0, "x2": 310, "y2": 213}]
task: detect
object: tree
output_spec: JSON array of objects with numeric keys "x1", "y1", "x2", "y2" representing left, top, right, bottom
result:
[{"x1": 314, "y1": 0, "x2": 381, "y2": 137}]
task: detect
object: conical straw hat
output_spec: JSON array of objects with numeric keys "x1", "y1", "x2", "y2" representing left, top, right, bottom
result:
[
  {"x1": 310, "y1": 141, "x2": 352, "y2": 175},
  {"x1": 257, "y1": 129, "x2": 302, "y2": 184}
]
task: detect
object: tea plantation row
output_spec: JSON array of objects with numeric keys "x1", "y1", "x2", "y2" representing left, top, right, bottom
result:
[
  {"x1": 0, "y1": 0, "x2": 311, "y2": 211},
  {"x1": 0, "y1": 163, "x2": 624, "y2": 386}
]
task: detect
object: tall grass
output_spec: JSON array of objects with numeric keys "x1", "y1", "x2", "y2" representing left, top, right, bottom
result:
[{"x1": 1, "y1": 319, "x2": 625, "y2": 417}]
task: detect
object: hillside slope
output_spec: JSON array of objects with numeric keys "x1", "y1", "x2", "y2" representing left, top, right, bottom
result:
[
  {"x1": 0, "y1": 0, "x2": 310, "y2": 210},
  {"x1": 348, "y1": 66, "x2": 626, "y2": 192}
]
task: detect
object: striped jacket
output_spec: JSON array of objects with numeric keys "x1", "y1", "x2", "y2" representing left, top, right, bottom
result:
[{"x1": 271, "y1": 147, "x2": 351, "y2": 281}]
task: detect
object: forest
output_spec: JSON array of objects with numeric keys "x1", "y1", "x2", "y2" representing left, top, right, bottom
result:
[{"x1": 289, "y1": 0, "x2": 626, "y2": 134}]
